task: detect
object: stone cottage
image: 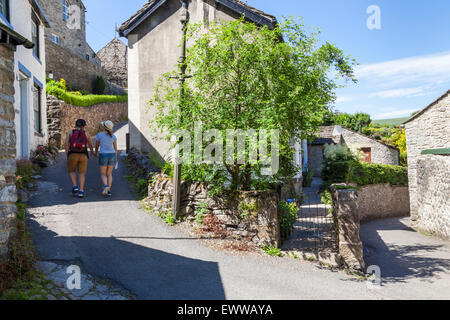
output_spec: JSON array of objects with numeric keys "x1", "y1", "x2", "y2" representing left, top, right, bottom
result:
[
  {"x1": 2, "y1": 0, "x2": 51, "y2": 159},
  {"x1": 119, "y1": 0, "x2": 277, "y2": 161},
  {"x1": 96, "y1": 37, "x2": 128, "y2": 88},
  {"x1": 39, "y1": 0, "x2": 105, "y2": 92},
  {"x1": 0, "y1": 20, "x2": 34, "y2": 257},
  {"x1": 307, "y1": 126, "x2": 400, "y2": 177},
  {"x1": 404, "y1": 90, "x2": 450, "y2": 239}
]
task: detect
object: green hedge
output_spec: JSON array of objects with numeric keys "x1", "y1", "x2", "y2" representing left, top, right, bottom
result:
[
  {"x1": 46, "y1": 80, "x2": 127, "y2": 107},
  {"x1": 348, "y1": 162, "x2": 408, "y2": 186}
]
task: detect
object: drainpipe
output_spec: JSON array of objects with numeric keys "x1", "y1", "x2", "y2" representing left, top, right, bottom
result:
[{"x1": 172, "y1": 0, "x2": 190, "y2": 219}]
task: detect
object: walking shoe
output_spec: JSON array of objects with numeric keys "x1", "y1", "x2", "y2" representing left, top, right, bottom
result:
[
  {"x1": 102, "y1": 185, "x2": 110, "y2": 196},
  {"x1": 72, "y1": 186, "x2": 79, "y2": 194},
  {"x1": 107, "y1": 190, "x2": 112, "y2": 197},
  {"x1": 78, "y1": 190, "x2": 85, "y2": 198}
]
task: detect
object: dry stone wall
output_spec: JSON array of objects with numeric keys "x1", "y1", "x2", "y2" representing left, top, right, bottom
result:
[
  {"x1": 47, "y1": 96, "x2": 128, "y2": 148},
  {"x1": 0, "y1": 44, "x2": 18, "y2": 258},
  {"x1": 45, "y1": 40, "x2": 105, "y2": 93},
  {"x1": 405, "y1": 94, "x2": 450, "y2": 225},
  {"x1": 416, "y1": 154, "x2": 450, "y2": 239},
  {"x1": 147, "y1": 174, "x2": 281, "y2": 247}
]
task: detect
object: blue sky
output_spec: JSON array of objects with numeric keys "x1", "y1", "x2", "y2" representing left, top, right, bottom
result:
[{"x1": 85, "y1": 0, "x2": 450, "y2": 119}]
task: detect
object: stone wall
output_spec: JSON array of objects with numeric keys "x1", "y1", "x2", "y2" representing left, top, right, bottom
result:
[
  {"x1": 357, "y1": 184, "x2": 410, "y2": 223},
  {"x1": 416, "y1": 154, "x2": 450, "y2": 239},
  {"x1": 46, "y1": 95, "x2": 128, "y2": 148},
  {"x1": 331, "y1": 187, "x2": 364, "y2": 271},
  {"x1": 97, "y1": 38, "x2": 128, "y2": 88},
  {"x1": 40, "y1": 0, "x2": 101, "y2": 66},
  {"x1": 147, "y1": 174, "x2": 281, "y2": 247},
  {"x1": 45, "y1": 40, "x2": 106, "y2": 93},
  {"x1": 0, "y1": 44, "x2": 18, "y2": 258},
  {"x1": 405, "y1": 92, "x2": 450, "y2": 225},
  {"x1": 341, "y1": 128, "x2": 399, "y2": 165}
]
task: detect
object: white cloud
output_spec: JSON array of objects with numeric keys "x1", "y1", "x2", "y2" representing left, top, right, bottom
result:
[
  {"x1": 369, "y1": 86, "x2": 432, "y2": 99},
  {"x1": 356, "y1": 51, "x2": 450, "y2": 87}
]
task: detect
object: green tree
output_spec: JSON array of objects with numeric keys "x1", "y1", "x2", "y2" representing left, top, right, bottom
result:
[
  {"x1": 149, "y1": 18, "x2": 356, "y2": 192},
  {"x1": 323, "y1": 111, "x2": 371, "y2": 131}
]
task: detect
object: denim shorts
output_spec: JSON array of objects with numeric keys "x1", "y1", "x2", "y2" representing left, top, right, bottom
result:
[{"x1": 99, "y1": 153, "x2": 116, "y2": 167}]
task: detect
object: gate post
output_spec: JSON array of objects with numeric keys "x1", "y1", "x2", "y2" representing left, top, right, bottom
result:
[{"x1": 331, "y1": 185, "x2": 365, "y2": 271}]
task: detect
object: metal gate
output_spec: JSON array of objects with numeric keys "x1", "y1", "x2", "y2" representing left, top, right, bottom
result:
[{"x1": 282, "y1": 188, "x2": 336, "y2": 252}]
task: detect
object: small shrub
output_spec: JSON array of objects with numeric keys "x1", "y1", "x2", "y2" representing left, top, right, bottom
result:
[
  {"x1": 135, "y1": 179, "x2": 148, "y2": 197},
  {"x1": 263, "y1": 246, "x2": 283, "y2": 257},
  {"x1": 321, "y1": 144, "x2": 359, "y2": 183},
  {"x1": 302, "y1": 170, "x2": 313, "y2": 187},
  {"x1": 93, "y1": 76, "x2": 106, "y2": 94},
  {"x1": 320, "y1": 190, "x2": 332, "y2": 205},
  {"x1": 279, "y1": 200, "x2": 299, "y2": 241},
  {"x1": 195, "y1": 201, "x2": 208, "y2": 225}
]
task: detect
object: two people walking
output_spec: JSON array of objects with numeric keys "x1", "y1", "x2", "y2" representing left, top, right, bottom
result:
[{"x1": 65, "y1": 119, "x2": 118, "y2": 198}]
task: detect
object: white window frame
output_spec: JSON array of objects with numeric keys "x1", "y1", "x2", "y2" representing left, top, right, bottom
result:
[
  {"x1": 52, "y1": 34, "x2": 60, "y2": 44},
  {"x1": 62, "y1": 0, "x2": 70, "y2": 22}
]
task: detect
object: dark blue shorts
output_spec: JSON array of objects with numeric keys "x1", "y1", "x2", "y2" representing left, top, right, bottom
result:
[{"x1": 99, "y1": 153, "x2": 116, "y2": 167}]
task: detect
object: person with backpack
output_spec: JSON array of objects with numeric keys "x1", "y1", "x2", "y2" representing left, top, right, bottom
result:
[
  {"x1": 65, "y1": 119, "x2": 95, "y2": 198},
  {"x1": 94, "y1": 120, "x2": 118, "y2": 197}
]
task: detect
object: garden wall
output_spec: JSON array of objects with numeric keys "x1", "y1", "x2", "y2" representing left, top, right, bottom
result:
[
  {"x1": 147, "y1": 174, "x2": 281, "y2": 247},
  {"x1": 46, "y1": 95, "x2": 128, "y2": 148},
  {"x1": 357, "y1": 184, "x2": 410, "y2": 223},
  {"x1": 0, "y1": 44, "x2": 18, "y2": 258},
  {"x1": 331, "y1": 183, "x2": 410, "y2": 270}
]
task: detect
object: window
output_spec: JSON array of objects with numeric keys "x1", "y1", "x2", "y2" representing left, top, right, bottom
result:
[
  {"x1": 85, "y1": 54, "x2": 90, "y2": 61},
  {"x1": 33, "y1": 85, "x2": 42, "y2": 134},
  {"x1": 0, "y1": 0, "x2": 9, "y2": 22},
  {"x1": 63, "y1": 0, "x2": 69, "y2": 21},
  {"x1": 52, "y1": 34, "x2": 60, "y2": 44},
  {"x1": 31, "y1": 14, "x2": 40, "y2": 59}
]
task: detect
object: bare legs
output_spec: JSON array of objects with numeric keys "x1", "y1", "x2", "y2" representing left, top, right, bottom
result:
[
  {"x1": 100, "y1": 166, "x2": 108, "y2": 186},
  {"x1": 69, "y1": 172, "x2": 86, "y2": 191},
  {"x1": 100, "y1": 166, "x2": 114, "y2": 188}
]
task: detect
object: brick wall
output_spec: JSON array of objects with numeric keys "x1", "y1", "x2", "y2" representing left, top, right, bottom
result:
[
  {"x1": 47, "y1": 95, "x2": 128, "y2": 148},
  {"x1": 0, "y1": 44, "x2": 18, "y2": 258},
  {"x1": 405, "y1": 94, "x2": 450, "y2": 225}
]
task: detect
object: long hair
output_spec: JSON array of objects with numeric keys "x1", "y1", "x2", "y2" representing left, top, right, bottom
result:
[{"x1": 105, "y1": 128, "x2": 113, "y2": 138}]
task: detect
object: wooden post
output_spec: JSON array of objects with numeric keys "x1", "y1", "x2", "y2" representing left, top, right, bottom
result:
[{"x1": 173, "y1": 0, "x2": 190, "y2": 219}]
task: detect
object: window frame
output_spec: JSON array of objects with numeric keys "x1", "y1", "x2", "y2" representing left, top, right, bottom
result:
[
  {"x1": 52, "y1": 34, "x2": 60, "y2": 44},
  {"x1": 62, "y1": 0, "x2": 70, "y2": 22},
  {"x1": 33, "y1": 85, "x2": 42, "y2": 134},
  {"x1": 0, "y1": 0, "x2": 9, "y2": 23},
  {"x1": 31, "y1": 13, "x2": 40, "y2": 59}
]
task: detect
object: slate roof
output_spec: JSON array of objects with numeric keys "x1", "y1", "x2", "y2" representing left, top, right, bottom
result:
[
  {"x1": 119, "y1": 0, "x2": 277, "y2": 37},
  {"x1": 311, "y1": 126, "x2": 399, "y2": 151},
  {"x1": 403, "y1": 89, "x2": 450, "y2": 124},
  {"x1": 311, "y1": 126, "x2": 342, "y2": 145}
]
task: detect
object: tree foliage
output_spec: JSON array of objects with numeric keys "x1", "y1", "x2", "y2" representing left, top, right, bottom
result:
[
  {"x1": 149, "y1": 18, "x2": 356, "y2": 192},
  {"x1": 322, "y1": 111, "x2": 371, "y2": 131}
]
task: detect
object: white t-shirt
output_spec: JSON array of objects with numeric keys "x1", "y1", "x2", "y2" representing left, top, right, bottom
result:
[{"x1": 96, "y1": 132, "x2": 117, "y2": 154}]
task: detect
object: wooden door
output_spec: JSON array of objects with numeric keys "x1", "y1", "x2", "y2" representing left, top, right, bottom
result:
[{"x1": 360, "y1": 147, "x2": 372, "y2": 163}]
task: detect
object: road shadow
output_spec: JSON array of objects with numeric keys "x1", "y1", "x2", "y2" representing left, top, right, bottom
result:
[
  {"x1": 360, "y1": 217, "x2": 450, "y2": 284},
  {"x1": 26, "y1": 213, "x2": 226, "y2": 300}
]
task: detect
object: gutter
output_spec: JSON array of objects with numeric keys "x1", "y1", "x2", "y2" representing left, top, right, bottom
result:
[{"x1": 0, "y1": 22, "x2": 34, "y2": 49}]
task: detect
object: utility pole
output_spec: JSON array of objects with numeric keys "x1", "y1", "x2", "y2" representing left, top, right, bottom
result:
[{"x1": 172, "y1": 0, "x2": 190, "y2": 219}]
